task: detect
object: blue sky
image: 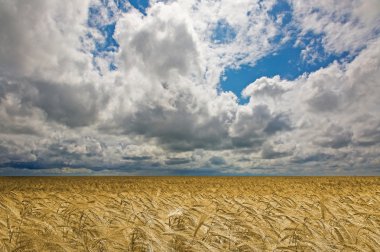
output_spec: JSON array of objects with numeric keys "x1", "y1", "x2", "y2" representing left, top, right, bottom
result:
[{"x1": 0, "y1": 0, "x2": 379, "y2": 175}]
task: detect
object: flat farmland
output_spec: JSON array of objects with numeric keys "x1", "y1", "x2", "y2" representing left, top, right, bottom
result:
[{"x1": 0, "y1": 177, "x2": 379, "y2": 251}]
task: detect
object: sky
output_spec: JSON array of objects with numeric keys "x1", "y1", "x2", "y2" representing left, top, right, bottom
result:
[{"x1": 0, "y1": 0, "x2": 379, "y2": 176}]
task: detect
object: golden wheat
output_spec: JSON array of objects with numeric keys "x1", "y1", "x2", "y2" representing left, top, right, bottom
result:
[{"x1": 0, "y1": 177, "x2": 379, "y2": 251}]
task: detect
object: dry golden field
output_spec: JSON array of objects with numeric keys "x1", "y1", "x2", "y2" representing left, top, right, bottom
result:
[{"x1": 0, "y1": 177, "x2": 379, "y2": 251}]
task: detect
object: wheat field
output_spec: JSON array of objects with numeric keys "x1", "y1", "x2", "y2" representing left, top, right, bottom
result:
[{"x1": 0, "y1": 177, "x2": 379, "y2": 251}]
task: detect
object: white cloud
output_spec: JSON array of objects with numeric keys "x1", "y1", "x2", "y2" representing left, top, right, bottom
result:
[
  {"x1": 0, "y1": 0, "x2": 95, "y2": 82},
  {"x1": 238, "y1": 38, "x2": 380, "y2": 173},
  {"x1": 291, "y1": 0, "x2": 380, "y2": 54}
]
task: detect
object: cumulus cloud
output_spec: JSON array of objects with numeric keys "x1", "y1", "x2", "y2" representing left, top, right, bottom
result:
[
  {"x1": 291, "y1": 0, "x2": 380, "y2": 54},
  {"x1": 209, "y1": 156, "x2": 226, "y2": 166},
  {"x1": 242, "y1": 39, "x2": 380, "y2": 173},
  {"x1": 0, "y1": 0, "x2": 379, "y2": 175},
  {"x1": 0, "y1": 0, "x2": 94, "y2": 80}
]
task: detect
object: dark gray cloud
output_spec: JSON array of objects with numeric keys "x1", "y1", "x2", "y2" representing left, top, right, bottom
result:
[
  {"x1": 109, "y1": 80, "x2": 236, "y2": 151},
  {"x1": 292, "y1": 153, "x2": 334, "y2": 164},
  {"x1": 354, "y1": 121, "x2": 380, "y2": 147},
  {"x1": 0, "y1": 78, "x2": 108, "y2": 128},
  {"x1": 164, "y1": 157, "x2": 191, "y2": 166},
  {"x1": 0, "y1": 161, "x2": 67, "y2": 170},
  {"x1": 264, "y1": 114, "x2": 292, "y2": 135},
  {"x1": 123, "y1": 155, "x2": 152, "y2": 161},
  {"x1": 122, "y1": 106, "x2": 230, "y2": 151},
  {"x1": 230, "y1": 105, "x2": 292, "y2": 148},
  {"x1": 261, "y1": 143, "x2": 291, "y2": 159},
  {"x1": 209, "y1": 156, "x2": 226, "y2": 166},
  {"x1": 314, "y1": 125, "x2": 353, "y2": 149},
  {"x1": 33, "y1": 81, "x2": 107, "y2": 127}
]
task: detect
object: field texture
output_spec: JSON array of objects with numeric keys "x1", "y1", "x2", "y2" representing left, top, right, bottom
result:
[{"x1": 0, "y1": 177, "x2": 379, "y2": 251}]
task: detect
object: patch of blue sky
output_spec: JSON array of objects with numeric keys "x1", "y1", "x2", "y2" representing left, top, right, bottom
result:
[
  {"x1": 211, "y1": 19, "x2": 237, "y2": 44},
  {"x1": 267, "y1": 0, "x2": 292, "y2": 26},
  {"x1": 91, "y1": 22, "x2": 119, "y2": 55},
  {"x1": 127, "y1": 0, "x2": 149, "y2": 15}
]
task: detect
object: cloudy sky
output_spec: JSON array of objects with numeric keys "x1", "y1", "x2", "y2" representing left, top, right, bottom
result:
[{"x1": 0, "y1": 0, "x2": 379, "y2": 175}]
